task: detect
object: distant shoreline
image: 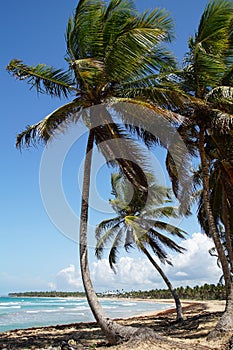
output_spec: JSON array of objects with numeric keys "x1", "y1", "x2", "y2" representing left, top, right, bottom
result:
[{"x1": 7, "y1": 284, "x2": 226, "y2": 301}]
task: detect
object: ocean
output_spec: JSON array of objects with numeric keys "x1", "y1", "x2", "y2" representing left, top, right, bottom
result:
[{"x1": 0, "y1": 296, "x2": 173, "y2": 333}]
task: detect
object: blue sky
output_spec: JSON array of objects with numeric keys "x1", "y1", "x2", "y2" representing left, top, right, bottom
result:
[{"x1": 0, "y1": 0, "x2": 221, "y2": 295}]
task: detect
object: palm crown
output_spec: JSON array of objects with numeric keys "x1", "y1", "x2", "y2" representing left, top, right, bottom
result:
[
  {"x1": 7, "y1": 0, "x2": 186, "y2": 193},
  {"x1": 7, "y1": 0, "x2": 183, "y2": 147},
  {"x1": 96, "y1": 173, "x2": 186, "y2": 268}
]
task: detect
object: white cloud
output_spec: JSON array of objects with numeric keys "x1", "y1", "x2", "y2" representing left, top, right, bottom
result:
[
  {"x1": 90, "y1": 233, "x2": 222, "y2": 291},
  {"x1": 47, "y1": 233, "x2": 222, "y2": 293},
  {"x1": 51, "y1": 264, "x2": 83, "y2": 291},
  {"x1": 92, "y1": 256, "x2": 156, "y2": 289},
  {"x1": 0, "y1": 233, "x2": 222, "y2": 295},
  {"x1": 175, "y1": 271, "x2": 188, "y2": 277},
  {"x1": 164, "y1": 233, "x2": 221, "y2": 285}
]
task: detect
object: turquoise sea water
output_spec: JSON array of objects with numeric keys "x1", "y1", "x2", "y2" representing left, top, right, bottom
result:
[{"x1": 0, "y1": 296, "x2": 173, "y2": 332}]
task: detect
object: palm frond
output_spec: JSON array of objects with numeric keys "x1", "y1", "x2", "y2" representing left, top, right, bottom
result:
[
  {"x1": 93, "y1": 114, "x2": 150, "y2": 193},
  {"x1": 110, "y1": 99, "x2": 182, "y2": 142},
  {"x1": 102, "y1": 0, "x2": 135, "y2": 22},
  {"x1": 71, "y1": 0, "x2": 105, "y2": 60},
  {"x1": 206, "y1": 86, "x2": 233, "y2": 102},
  {"x1": 70, "y1": 57, "x2": 107, "y2": 99},
  {"x1": 16, "y1": 100, "x2": 82, "y2": 149},
  {"x1": 129, "y1": 219, "x2": 148, "y2": 247},
  {"x1": 110, "y1": 174, "x2": 135, "y2": 211},
  {"x1": 148, "y1": 228, "x2": 186, "y2": 253},
  {"x1": 95, "y1": 222, "x2": 122, "y2": 259},
  {"x1": 143, "y1": 233, "x2": 168, "y2": 263},
  {"x1": 117, "y1": 72, "x2": 189, "y2": 110},
  {"x1": 105, "y1": 8, "x2": 174, "y2": 82},
  {"x1": 124, "y1": 226, "x2": 134, "y2": 251},
  {"x1": 110, "y1": 173, "x2": 124, "y2": 197},
  {"x1": 189, "y1": 0, "x2": 233, "y2": 92},
  {"x1": 197, "y1": 0, "x2": 233, "y2": 48},
  {"x1": 210, "y1": 109, "x2": 233, "y2": 132},
  {"x1": 109, "y1": 227, "x2": 126, "y2": 270},
  {"x1": 150, "y1": 221, "x2": 186, "y2": 239},
  {"x1": 6, "y1": 59, "x2": 75, "y2": 98},
  {"x1": 142, "y1": 206, "x2": 179, "y2": 219},
  {"x1": 102, "y1": 0, "x2": 137, "y2": 48},
  {"x1": 95, "y1": 216, "x2": 122, "y2": 239}
]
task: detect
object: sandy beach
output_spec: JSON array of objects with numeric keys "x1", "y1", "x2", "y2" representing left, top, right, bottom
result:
[{"x1": 0, "y1": 299, "x2": 231, "y2": 350}]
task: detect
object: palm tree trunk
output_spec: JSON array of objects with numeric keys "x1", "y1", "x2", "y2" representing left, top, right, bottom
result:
[
  {"x1": 222, "y1": 192, "x2": 233, "y2": 273},
  {"x1": 141, "y1": 246, "x2": 183, "y2": 321},
  {"x1": 79, "y1": 127, "x2": 138, "y2": 344},
  {"x1": 199, "y1": 126, "x2": 233, "y2": 338}
]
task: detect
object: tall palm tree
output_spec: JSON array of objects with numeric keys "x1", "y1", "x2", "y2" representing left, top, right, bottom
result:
[
  {"x1": 6, "y1": 0, "x2": 184, "y2": 343},
  {"x1": 196, "y1": 133, "x2": 233, "y2": 280},
  {"x1": 166, "y1": 0, "x2": 233, "y2": 337},
  {"x1": 96, "y1": 173, "x2": 186, "y2": 321}
]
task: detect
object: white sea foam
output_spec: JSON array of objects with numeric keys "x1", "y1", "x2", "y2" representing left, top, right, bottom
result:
[
  {"x1": 73, "y1": 306, "x2": 89, "y2": 311},
  {"x1": 67, "y1": 312, "x2": 85, "y2": 316},
  {"x1": 0, "y1": 305, "x2": 21, "y2": 309},
  {"x1": 0, "y1": 296, "x2": 172, "y2": 333}
]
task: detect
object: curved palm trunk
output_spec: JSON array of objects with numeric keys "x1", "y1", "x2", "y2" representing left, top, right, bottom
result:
[
  {"x1": 141, "y1": 246, "x2": 183, "y2": 321},
  {"x1": 199, "y1": 126, "x2": 233, "y2": 338},
  {"x1": 79, "y1": 128, "x2": 138, "y2": 344}
]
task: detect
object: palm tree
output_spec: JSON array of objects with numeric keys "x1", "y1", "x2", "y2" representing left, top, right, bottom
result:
[
  {"x1": 196, "y1": 133, "x2": 233, "y2": 280},
  {"x1": 166, "y1": 0, "x2": 233, "y2": 337},
  {"x1": 6, "y1": 0, "x2": 185, "y2": 343},
  {"x1": 96, "y1": 173, "x2": 186, "y2": 321}
]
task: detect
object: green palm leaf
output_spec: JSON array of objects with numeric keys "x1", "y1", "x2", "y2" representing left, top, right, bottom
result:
[
  {"x1": 148, "y1": 228, "x2": 185, "y2": 253},
  {"x1": 186, "y1": 0, "x2": 233, "y2": 95},
  {"x1": 16, "y1": 100, "x2": 82, "y2": 148},
  {"x1": 95, "y1": 216, "x2": 122, "y2": 239},
  {"x1": 142, "y1": 206, "x2": 179, "y2": 219},
  {"x1": 6, "y1": 59, "x2": 75, "y2": 98},
  {"x1": 105, "y1": 8, "x2": 174, "y2": 82},
  {"x1": 95, "y1": 221, "x2": 122, "y2": 259},
  {"x1": 109, "y1": 227, "x2": 126, "y2": 270},
  {"x1": 72, "y1": 0, "x2": 105, "y2": 60}
]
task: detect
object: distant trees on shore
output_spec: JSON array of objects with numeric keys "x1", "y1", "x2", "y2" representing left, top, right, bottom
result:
[
  {"x1": 113, "y1": 284, "x2": 226, "y2": 301},
  {"x1": 9, "y1": 283, "x2": 226, "y2": 300}
]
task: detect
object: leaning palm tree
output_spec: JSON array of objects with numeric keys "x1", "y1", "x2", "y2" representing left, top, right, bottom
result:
[
  {"x1": 96, "y1": 173, "x2": 187, "y2": 321},
  {"x1": 7, "y1": 0, "x2": 185, "y2": 343},
  {"x1": 166, "y1": 0, "x2": 233, "y2": 338}
]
